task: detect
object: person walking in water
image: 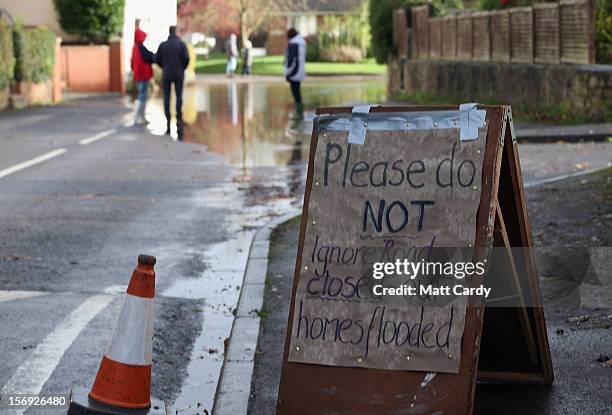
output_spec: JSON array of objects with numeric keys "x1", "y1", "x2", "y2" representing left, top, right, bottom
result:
[
  {"x1": 131, "y1": 26, "x2": 153, "y2": 125},
  {"x1": 155, "y1": 25, "x2": 190, "y2": 141},
  {"x1": 284, "y1": 28, "x2": 306, "y2": 121},
  {"x1": 225, "y1": 34, "x2": 239, "y2": 77}
]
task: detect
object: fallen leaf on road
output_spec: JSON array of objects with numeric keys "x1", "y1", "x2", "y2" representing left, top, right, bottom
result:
[{"x1": 80, "y1": 193, "x2": 104, "y2": 199}]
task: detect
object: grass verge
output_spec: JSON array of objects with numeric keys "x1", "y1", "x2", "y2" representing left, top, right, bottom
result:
[{"x1": 196, "y1": 53, "x2": 386, "y2": 76}]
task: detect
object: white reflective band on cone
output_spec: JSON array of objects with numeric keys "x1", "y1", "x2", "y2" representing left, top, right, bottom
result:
[{"x1": 105, "y1": 294, "x2": 154, "y2": 366}]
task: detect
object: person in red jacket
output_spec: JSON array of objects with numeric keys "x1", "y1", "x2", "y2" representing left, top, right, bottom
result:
[{"x1": 131, "y1": 28, "x2": 153, "y2": 125}]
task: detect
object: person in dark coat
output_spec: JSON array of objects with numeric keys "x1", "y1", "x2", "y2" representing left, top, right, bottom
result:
[{"x1": 155, "y1": 25, "x2": 190, "y2": 141}]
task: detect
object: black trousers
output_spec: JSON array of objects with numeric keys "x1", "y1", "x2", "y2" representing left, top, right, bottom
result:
[
  {"x1": 289, "y1": 81, "x2": 302, "y2": 104},
  {"x1": 162, "y1": 79, "x2": 184, "y2": 126}
]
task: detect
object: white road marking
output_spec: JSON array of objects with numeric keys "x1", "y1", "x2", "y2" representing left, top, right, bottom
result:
[
  {"x1": 0, "y1": 149, "x2": 66, "y2": 179},
  {"x1": 1, "y1": 295, "x2": 114, "y2": 414},
  {"x1": 0, "y1": 290, "x2": 46, "y2": 303},
  {"x1": 102, "y1": 284, "x2": 128, "y2": 295},
  {"x1": 78, "y1": 129, "x2": 116, "y2": 145}
]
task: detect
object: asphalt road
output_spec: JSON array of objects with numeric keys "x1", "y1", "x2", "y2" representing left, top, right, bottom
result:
[{"x1": 0, "y1": 96, "x2": 300, "y2": 415}]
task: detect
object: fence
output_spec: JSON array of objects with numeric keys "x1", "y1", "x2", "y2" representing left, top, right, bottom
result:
[{"x1": 395, "y1": 0, "x2": 595, "y2": 65}]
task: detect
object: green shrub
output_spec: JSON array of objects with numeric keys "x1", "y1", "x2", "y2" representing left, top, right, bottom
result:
[
  {"x1": 306, "y1": 37, "x2": 320, "y2": 61},
  {"x1": 369, "y1": 0, "x2": 463, "y2": 64},
  {"x1": 317, "y1": 3, "x2": 371, "y2": 62},
  {"x1": 594, "y1": 0, "x2": 612, "y2": 63},
  {"x1": 0, "y1": 19, "x2": 14, "y2": 90},
  {"x1": 13, "y1": 23, "x2": 56, "y2": 83},
  {"x1": 53, "y1": 0, "x2": 125, "y2": 43}
]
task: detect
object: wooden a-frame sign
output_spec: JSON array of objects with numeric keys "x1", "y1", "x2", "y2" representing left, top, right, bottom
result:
[{"x1": 277, "y1": 105, "x2": 553, "y2": 415}]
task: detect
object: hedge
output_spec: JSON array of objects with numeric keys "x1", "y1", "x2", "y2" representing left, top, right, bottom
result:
[
  {"x1": 594, "y1": 0, "x2": 611, "y2": 63},
  {"x1": 54, "y1": 0, "x2": 125, "y2": 43},
  {"x1": 0, "y1": 19, "x2": 14, "y2": 90},
  {"x1": 13, "y1": 24, "x2": 56, "y2": 83}
]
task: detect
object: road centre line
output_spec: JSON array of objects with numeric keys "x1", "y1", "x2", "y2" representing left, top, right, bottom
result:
[
  {"x1": 0, "y1": 290, "x2": 47, "y2": 303},
  {"x1": 78, "y1": 129, "x2": 116, "y2": 145},
  {"x1": 0, "y1": 148, "x2": 67, "y2": 179},
  {"x1": 0, "y1": 294, "x2": 114, "y2": 415}
]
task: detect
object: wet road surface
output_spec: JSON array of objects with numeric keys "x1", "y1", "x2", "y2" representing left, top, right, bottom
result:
[{"x1": 0, "y1": 77, "x2": 610, "y2": 415}]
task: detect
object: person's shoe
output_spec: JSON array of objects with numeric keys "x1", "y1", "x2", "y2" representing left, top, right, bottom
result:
[
  {"x1": 165, "y1": 122, "x2": 171, "y2": 135},
  {"x1": 289, "y1": 102, "x2": 304, "y2": 121},
  {"x1": 289, "y1": 112, "x2": 304, "y2": 121},
  {"x1": 132, "y1": 100, "x2": 144, "y2": 126},
  {"x1": 139, "y1": 101, "x2": 150, "y2": 125},
  {"x1": 177, "y1": 120, "x2": 184, "y2": 141}
]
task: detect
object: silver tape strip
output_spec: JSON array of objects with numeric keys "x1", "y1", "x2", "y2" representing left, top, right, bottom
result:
[
  {"x1": 320, "y1": 105, "x2": 486, "y2": 142},
  {"x1": 347, "y1": 105, "x2": 372, "y2": 145}
]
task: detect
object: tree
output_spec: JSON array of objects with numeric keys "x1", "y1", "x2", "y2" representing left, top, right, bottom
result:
[
  {"x1": 178, "y1": 0, "x2": 239, "y2": 37},
  {"x1": 179, "y1": 0, "x2": 308, "y2": 46},
  {"x1": 53, "y1": 0, "x2": 125, "y2": 43}
]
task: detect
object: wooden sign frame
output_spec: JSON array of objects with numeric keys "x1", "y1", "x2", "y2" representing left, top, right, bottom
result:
[{"x1": 277, "y1": 105, "x2": 553, "y2": 415}]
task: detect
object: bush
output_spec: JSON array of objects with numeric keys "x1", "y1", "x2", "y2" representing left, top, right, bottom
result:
[
  {"x1": 317, "y1": 3, "x2": 371, "y2": 62},
  {"x1": 306, "y1": 37, "x2": 320, "y2": 61},
  {"x1": 13, "y1": 23, "x2": 56, "y2": 83},
  {"x1": 54, "y1": 0, "x2": 125, "y2": 43},
  {"x1": 320, "y1": 45, "x2": 364, "y2": 62},
  {"x1": 0, "y1": 20, "x2": 14, "y2": 90},
  {"x1": 369, "y1": 0, "x2": 463, "y2": 64},
  {"x1": 594, "y1": 0, "x2": 611, "y2": 63}
]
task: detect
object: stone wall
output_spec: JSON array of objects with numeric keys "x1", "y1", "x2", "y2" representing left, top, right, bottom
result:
[{"x1": 388, "y1": 58, "x2": 612, "y2": 121}]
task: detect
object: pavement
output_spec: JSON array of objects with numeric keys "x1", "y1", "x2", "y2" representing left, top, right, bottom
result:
[
  {"x1": 0, "y1": 82, "x2": 610, "y2": 415},
  {"x1": 513, "y1": 122, "x2": 612, "y2": 143},
  {"x1": 247, "y1": 169, "x2": 612, "y2": 415}
]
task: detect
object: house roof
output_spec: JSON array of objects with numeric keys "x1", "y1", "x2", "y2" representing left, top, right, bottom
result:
[{"x1": 282, "y1": 0, "x2": 365, "y2": 13}]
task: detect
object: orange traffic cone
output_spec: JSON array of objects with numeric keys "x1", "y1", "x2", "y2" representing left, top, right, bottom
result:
[{"x1": 68, "y1": 255, "x2": 165, "y2": 415}]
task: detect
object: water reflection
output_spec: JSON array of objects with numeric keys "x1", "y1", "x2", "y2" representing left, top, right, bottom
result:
[{"x1": 181, "y1": 79, "x2": 387, "y2": 168}]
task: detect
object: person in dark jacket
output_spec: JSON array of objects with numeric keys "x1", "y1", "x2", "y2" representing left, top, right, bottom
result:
[
  {"x1": 131, "y1": 28, "x2": 153, "y2": 125},
  {"x1": 155, "y1": 25, "x2": 190, "y2": 140},
  {"x1": 284, "y1": 28, "x2": 306, "y2": 121}
]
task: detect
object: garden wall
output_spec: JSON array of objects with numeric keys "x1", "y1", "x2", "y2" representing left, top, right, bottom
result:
[
  {"x1": 388, "y1": 59, "x2": 612, "y2": 121},
  {"x1": 398, "y1": 0, "x2": 595, "y2": 64},
  {"x1": 60, "y1": 40, "x2": 124, "y2": 93}
]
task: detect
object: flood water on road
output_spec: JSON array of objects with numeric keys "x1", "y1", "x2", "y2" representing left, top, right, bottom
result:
[
  {"x1": 157, "y1": 77, "x2": 386, "y2": 414},
  {"x1": 182, "y1": 78, "x2": 386, "y2": 167}
]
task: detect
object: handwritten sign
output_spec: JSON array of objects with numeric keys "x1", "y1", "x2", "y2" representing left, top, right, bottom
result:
[{"x1": 288, "y1": 126, "x2": 487, "y2": 373}]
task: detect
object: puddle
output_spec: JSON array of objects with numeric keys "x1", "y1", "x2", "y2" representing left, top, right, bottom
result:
[
  {"x1": 178, "y1": 78, "x2": 386, "y2": 167},
  {"x1": 151, "y1": 77, "x2": 386, "y2": 413}
]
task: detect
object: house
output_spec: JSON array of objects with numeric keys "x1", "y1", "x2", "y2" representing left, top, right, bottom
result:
[
  {"x1": 266, "y1": 0, "x2": 366, "y2": 55},
  {"x1": 0, "y1": 0, "x2": 177, "y2": 93}
]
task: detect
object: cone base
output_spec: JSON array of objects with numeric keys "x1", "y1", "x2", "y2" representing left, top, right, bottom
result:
[
  {"x1": 89, "y1": 355, "x2": 152, "y2": 409},
  {"x1": 68, "y1": 386, "x2": 165, "y2": 415}
]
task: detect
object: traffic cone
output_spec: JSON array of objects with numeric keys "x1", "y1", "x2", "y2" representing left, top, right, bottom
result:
[{"x1": 68, "y1": 255, "x2": 165, "y2": 415}]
